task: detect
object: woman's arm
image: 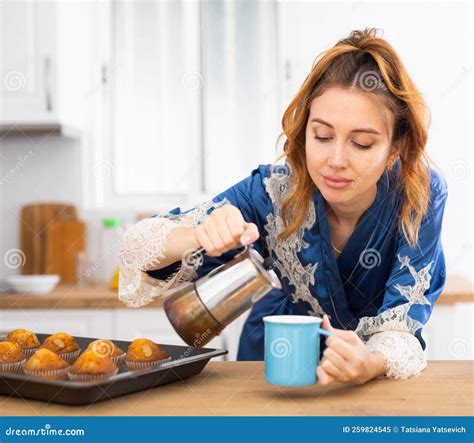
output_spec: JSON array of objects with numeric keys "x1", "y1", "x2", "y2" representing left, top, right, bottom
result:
[
  {"x1": 118, "y1": 199, "x2": 228, "y2": 308},
  {"x1": 118, "y1": 164, "x2": 271, "y2": 308},
  {"x1": 146, "y1": 226, "x2": 199, "y2": 270}
]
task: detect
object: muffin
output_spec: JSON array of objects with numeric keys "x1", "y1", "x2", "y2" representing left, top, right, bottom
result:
[
  {"x1": 7, "y1": 329, "x2": 40, "y2": 358},
  {"x1": 40, "y1": 332, "x2": 81, "y2": 362},
  {"x1": 23, "y1": 348, "x2": 70, "y2": 380},
  {"x1": 67, "y1": 350, "x2": 118, "y2": 381},
  {"x1": 125, "y1": 338, "x2": 171, "y2": 371},
  {"x1": 0, "y1": 341, "x2": 25, "y2": 374},
  {"x1": 87, "y1": 339, "x2": 125, "y2": 368}
]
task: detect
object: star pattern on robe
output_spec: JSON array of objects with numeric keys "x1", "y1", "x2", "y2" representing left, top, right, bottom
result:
[
  {"x1": 393, "y1": 254, "x2": 434, "y2": 306},
  {"x1": 355, "y1": 254, "x2": 435, "y2": 339}
]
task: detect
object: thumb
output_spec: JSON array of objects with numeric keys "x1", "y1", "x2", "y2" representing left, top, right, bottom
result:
[
  {"x1": 240, "y1": 222, "x2": 260, "y2": 245},
  {"x1": 322, "y1": 314, "x2": 336, "y2": 333}
]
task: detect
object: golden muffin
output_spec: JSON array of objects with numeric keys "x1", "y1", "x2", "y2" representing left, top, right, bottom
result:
[
  {"x1": 7, "y1": 329, "x2": 40, "y2": 351},
  {"x1": 23, "y1": 348, "x2": 70, "y2": 380},
  {"x1": 125, "y1": 338, "x2": 170, "y2": 365},
  {"x1": 87, "y1": 339, "x2": 124, "y2": 358},
  {"x1": 68, "y1": 350, "x2": 118, "y2": 381},
  {"x1": 87, "y1": 339, "x2": 125, "y2": 367},
  {"x1": 0, "y1": 341, "x2": 24, "y2": 364},
  {"x1": 24, "y1": 348, "x2": 69, "y2": 371}
]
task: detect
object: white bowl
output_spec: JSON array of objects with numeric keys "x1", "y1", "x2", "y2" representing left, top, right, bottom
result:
[{"x1": 6, "y1": 275, "x2": 60, "y2": 295}]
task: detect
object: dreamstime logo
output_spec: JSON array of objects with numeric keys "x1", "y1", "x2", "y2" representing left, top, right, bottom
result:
[
  {"x1": 448, "y1": 338, "x2": 470, "y2": 359},
  {"x1": 4, "y1": 71, "x2": 26, "y2": 91},
  {"x1": 358, "y1": 248, "x2": 381, "y2": 269},
  {"x1": 178, "y1": 328, "x2": 213, "y2": 360},
  {"x1": 182, "y1": 72, "x2": 203, "y2": 91},
  {"x1": 0, "y1": 150, "x2": 35, "y2": 185},
  {"x1": 358, "y1": 70, "x2": 384, "y2": 92},
  {"x1": 90, "y1": 340, "x2": 114, "y2": 358},
  {"x1": 93, "y1": 161, "x2": 114, "y2": 181},
  {"x1": 4, "y1": 249, "x2": 26, "y2": 269},
  {"x1": 270, "y1": 338, "x2": 292, "y2": 358},
  {"x1": 448, "y1": 160, "x2": 469, "y2": 180}
]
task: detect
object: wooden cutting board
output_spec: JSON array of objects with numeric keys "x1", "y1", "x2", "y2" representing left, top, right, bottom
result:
[
  {"x1": 20, "y1": 203, "x2": 78, "y2": 275},
  {"x1": 44, "y1": 221, "x2": 86, "y2": 283}
]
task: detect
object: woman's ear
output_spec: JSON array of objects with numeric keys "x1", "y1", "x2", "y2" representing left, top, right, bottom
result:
[{"x1": 386, "y1": 145, "x2": 400, "y2": 170}]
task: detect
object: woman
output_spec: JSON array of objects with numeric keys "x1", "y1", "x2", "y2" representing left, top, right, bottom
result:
[{"x1": 118, "y1": 28, "x2": 447, "y2": 385}]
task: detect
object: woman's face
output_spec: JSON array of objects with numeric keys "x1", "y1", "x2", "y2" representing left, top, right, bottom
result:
[{"x1": 305, "y1": 86, "x2": 397, "y2": 206}]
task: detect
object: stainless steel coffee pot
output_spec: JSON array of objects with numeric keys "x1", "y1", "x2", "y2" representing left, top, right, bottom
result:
[{"x1": 163, "y1": 245, "x2": 281, "y2": 348}]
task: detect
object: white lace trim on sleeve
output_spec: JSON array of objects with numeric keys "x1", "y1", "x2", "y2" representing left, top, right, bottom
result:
[
  {"x1": 365, "y1": 330, "x2": 427, "y2": 380},
  {"x1": 118, "y1": 198, "x2": 229, "y2": 308}
]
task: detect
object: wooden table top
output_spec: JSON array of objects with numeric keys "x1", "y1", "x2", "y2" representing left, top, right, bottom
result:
[
  {"x1": 0, "y1": 275, "x2": 472, "y2": 310},
  {"x1": 1, "y1": 361, "x2": 472, "y2": 416}
]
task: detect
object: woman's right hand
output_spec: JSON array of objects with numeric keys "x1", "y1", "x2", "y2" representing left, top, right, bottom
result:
[{"x1": 193, "y1": 204, "x2": 260, "y2": 256}]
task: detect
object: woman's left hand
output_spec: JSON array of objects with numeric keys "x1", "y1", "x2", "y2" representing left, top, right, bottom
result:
[{"x1": 316, "y1": 314, "x2": 386, "y2": 386}]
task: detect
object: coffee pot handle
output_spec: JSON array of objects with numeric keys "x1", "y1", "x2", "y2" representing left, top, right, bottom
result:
[{"x1": 183, "y1": 245, "x2": 250, "y2": 280}]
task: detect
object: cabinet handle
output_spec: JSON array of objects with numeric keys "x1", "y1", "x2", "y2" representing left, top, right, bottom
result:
[{"x1": 44, "y1": 56, "x2": 52, "y2": 112}]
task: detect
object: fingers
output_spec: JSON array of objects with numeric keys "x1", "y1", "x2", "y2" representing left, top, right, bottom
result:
[
  {"x1": 322, "y1": 347, "x2": 347, "y2": 375},
  {"x1": 321, "y1": 314, "x2": 337, "y2": 333},
  {"x1": 241, "y1": 222, "x2": 259, "y2": 244},
  {"x1": 194, "y1": 204, "x2": 260, "y2": 256},
  {"x1": 316, "y1": 365, "x2": 335, "y2": 386},
  {"x1": 321, "y1": 348, "x2": 355, "y2": 382},
  {"x1": 194, "y1": 224, "x2": 219, "y2": 255},
  {"x1": 325, "y1": 335, "x2": 356, "y2": 363},
  {"x1": 226, "y1": 213, "x2": 245, "y2": 243}
]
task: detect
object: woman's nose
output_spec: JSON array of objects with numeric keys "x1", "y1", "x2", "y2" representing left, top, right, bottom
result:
[{"x1": 327, "y1": 143, "x2": 349, "y2": 168}]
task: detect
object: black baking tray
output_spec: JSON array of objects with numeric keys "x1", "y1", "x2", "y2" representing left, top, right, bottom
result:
[{"x1": 0, "y1": 333, "x2": 227, "y2": 405}]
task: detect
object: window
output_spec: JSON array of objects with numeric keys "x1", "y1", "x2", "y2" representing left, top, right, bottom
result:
[{"x1": 93, "y1": 0, "x2": 281, "y2": 212}]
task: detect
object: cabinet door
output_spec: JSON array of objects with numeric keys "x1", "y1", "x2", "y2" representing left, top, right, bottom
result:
[
  {"x1": 114, "y1": 309, "x2": 226, "y2": 360},
  {"x1": 0, "y1": 1, "x2": 58, "y2": 123},
  {"x1": 0, "y1": 309, "x2": 114, "y2": 340}
]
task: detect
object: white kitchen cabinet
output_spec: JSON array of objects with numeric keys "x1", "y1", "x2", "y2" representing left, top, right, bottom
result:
[
  {"x1": 0, "y1": 309, "x2": 114, "y2": 339},
  {"x1": 0, "y1": 1, "x2": 99, "y2": 133},
  {"x1": 0, "y1": 1, "x2": 58, "y2": 124}
]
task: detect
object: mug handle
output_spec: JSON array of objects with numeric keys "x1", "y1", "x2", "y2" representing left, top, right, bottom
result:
[{"x1": 318, "y1": 329, "x2": 336, "y2": 338}]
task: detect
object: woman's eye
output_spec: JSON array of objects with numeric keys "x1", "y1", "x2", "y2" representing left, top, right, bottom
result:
[
  {"x1": 314, "y1": 136, "x2": 332, "y2": 143},
  {"x1": 352, "y1": 141, "x2": 373, "y2": 149}
]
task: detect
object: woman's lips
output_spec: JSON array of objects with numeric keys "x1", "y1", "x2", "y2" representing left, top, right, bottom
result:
[{"x1": 322, "y1": 175, "x2": 353, "y2": 189}]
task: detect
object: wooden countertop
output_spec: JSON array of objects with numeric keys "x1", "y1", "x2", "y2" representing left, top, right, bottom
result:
[
  {"x1": 0, "y1": 361, "x2": 472, "y2": 416},
  {"x1": 0, "y1": 284, "x2": 163, "y2": 309},
  {"x1": 0, "y1": 275, "x2": 472, "y2": 309}
]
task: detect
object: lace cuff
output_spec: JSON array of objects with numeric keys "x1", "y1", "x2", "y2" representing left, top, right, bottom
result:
[
  {"x1": 118, "y1": 199, "x2": 229, "y2": 308},
  {"x1": 365, "y1": 330, "x2": 427, "y2": 380}
]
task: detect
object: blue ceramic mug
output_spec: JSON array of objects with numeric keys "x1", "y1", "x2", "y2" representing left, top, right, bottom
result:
[{"x1": 263, "y1": 315, "x2": 335, "y2": 386}]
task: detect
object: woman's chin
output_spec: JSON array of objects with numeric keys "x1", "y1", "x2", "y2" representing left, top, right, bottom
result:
[{"x1": 319, "y1": 187, "x2": 353, "y2": 204}]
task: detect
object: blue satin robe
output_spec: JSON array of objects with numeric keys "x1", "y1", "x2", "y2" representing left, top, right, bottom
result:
[{"x1": 146, "y1": 161, "x2": 447, "y2": 361}]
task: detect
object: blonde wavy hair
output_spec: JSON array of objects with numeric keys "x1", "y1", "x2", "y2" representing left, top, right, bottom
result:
[{"x1": 274, "y1": 28, "x2": 433, "y2": 248}]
